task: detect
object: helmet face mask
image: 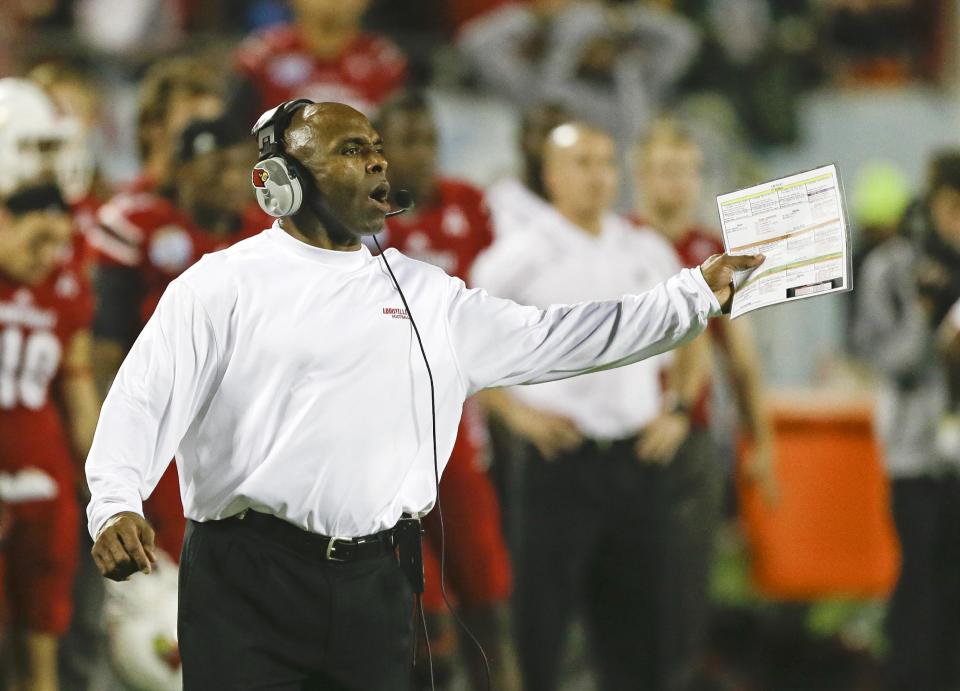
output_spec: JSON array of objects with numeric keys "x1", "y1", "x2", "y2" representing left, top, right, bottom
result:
[{"x1": 0, "y1": 78, "x2": 91, "y2": 202}]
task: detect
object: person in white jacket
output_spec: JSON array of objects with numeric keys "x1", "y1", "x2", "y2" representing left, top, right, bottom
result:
[{"x1": 86, "y1": 100, "x2": 761, "y2": 690}]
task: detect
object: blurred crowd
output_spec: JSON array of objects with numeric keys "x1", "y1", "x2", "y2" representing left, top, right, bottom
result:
[{"x1": 0, "y1": 0, "x2": 957, "y2": 690}]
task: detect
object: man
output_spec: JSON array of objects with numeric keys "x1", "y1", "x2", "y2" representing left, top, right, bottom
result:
[
  {"x1": 0, "y1": 79, "x2": 97, "y2": 683},
  {"x1": 373, "y1": 91, "x2": 520, "y2": 691},
  {"x1": 125, "y1": 57, "x2": 225, "y2": 199},
  {"x1": 89, "y1": 55, "x2": 224, "y2": 386},
  {"x1": 234, "y1": 0, "x2": 407, "y2": 117},
  {"x1": 25, "y1": 63, "x2": 113, "y2": 691},
  {"x1": 632, "y1": 120, "x2": 777, "y2": 495},
  {"x1": 0, "y1": 183, "x2": 99, "y2": 691},
  {"x1": 472, "y1": 121, "x2": 711, "y2": 691},
  {"x1": 86, "y1": 100, "x2": 761, "y2": 689},
  {"x1": 855, "y1": 150, "x2": 960, "y2": 691},
  {"x1": 629, "y1": 118, "x2": 778, "y2": 688}
]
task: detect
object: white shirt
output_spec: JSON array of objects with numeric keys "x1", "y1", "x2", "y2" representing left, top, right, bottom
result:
[
  {"x1": 472, "y1": 210, "x2": 682, "y2": 439},
  {"x1": 86, "y1": 221, "x2": 719, "y2": 539}
]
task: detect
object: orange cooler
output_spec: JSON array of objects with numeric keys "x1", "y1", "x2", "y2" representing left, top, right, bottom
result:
[{"x1": 738, "y1": 395, "x2": 900, "y2": 599}]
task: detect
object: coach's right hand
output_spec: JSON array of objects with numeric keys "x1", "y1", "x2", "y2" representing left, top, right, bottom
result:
[
  {"x1": 700, "y1": 253, "x2": 765, "y2": 314},
  {"x1": 92, "y1": 511, "x2": 157, "y2": 581}
]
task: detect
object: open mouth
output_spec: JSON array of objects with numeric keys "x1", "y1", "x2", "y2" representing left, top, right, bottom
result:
[{"x1": 368, "y1": 182, "x2": 391, "y2": 212}]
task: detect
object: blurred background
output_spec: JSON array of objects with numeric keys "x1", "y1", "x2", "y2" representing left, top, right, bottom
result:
[{"x1": 0, "y1": 0, "x2": 959, "y2": 689}]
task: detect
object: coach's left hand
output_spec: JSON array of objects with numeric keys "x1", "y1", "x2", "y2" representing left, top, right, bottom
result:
[
  {"x1": 92, "y1": 511, "x2": 157, "y2": 581},
  {"x1": 700, "y1": 253, "x2": 765, "y2": 314}
]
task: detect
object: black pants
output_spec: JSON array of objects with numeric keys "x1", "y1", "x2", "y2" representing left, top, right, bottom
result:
[
  {"x1": 885, "y1": 475, "x2": 960, "y2": 691},
  {"x1": 178, "y1": 517, "x2": 414, "y2": 690},
  {"x1": 514, "y1": 429, "x2": 722, "y2": 691}
]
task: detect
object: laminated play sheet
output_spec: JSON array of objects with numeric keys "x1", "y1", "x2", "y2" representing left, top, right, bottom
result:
[{"x1": 716, "y1": 164, "x2": 852, "y2": 318}]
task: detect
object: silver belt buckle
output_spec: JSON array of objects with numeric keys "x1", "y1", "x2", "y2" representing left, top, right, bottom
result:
[{"x1": 326, "y1": 536, "x2": 351, "y2": 562}]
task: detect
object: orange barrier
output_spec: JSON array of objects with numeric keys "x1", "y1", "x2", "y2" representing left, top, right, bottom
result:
[{"x1": 738, "y1": 395, "x2": 900, "y2": 599}]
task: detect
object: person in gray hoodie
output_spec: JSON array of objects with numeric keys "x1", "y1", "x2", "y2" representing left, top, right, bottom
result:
[{"x1": 853, "y1": 150, "x2": 960, "y2": 691}]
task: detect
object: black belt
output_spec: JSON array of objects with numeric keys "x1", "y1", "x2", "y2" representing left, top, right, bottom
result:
[{"x1": 218, "y1": 510, "x2": 399, "y2": 563}]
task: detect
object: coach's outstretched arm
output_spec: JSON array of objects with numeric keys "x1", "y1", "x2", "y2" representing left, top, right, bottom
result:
[
  {"x1": 86, "y1": 281, "x2": 221, "y2": 581},
  {"x1": 451, "y1": 253, "x2": 762, "y2": 394}
]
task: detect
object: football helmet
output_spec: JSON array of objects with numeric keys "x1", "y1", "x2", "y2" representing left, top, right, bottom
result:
[
  {"x1": 104, "y1": 549, "x2": 182, "y2": 690},
  {"x1": 0, "y1": 78, "x2": 89, "y2": 202}
]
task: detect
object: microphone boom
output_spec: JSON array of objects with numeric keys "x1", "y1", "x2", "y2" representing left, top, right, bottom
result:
[{"x1": 386, "y1": 190, "x2": 415, "y2": 217}]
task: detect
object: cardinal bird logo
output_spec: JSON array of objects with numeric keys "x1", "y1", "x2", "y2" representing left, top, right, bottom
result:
[{"x1": 252, "y1": 168, "x2": 270, "y2": 188}]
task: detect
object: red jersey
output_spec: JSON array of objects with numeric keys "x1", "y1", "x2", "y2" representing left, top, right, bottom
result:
[
  {"x1": 672, "y1": 226, "x2": 725, "y2": 269},
  {"x1": 381, "y1": 178, "x2": 494, "y2": 283},
  {"x1": 0, "y1": 264, "x2": 93, "y2": 473},
  {"x1": 235, "y1": 24, "x2": 407, "y2": 115},
  {"x1": 69, "y1": 192, "x2": 104, "y2": 278},
  {"x1": 88, "y1": 190, "x2": 222, "y2": 324}
]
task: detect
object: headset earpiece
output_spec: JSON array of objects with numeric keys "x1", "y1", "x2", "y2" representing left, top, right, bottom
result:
[
  {"x1": 250, "y1": 99, "x2": 315, "y2": 218},
  {"x1": 252, "y1": 156, "x2": 304, "y2": 217}
]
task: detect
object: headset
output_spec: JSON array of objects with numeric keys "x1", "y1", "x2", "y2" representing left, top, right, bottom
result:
[
  {"x1": 249, "y1": 101, "x2": 491, "y2": 691},
  {"x1": 250, "y1": 98, "x2": 314, "y2": 218}
]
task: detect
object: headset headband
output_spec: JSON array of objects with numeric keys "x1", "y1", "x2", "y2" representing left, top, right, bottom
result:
[{"x1": 252, "y1": 98, "x2": 315, "y2": 160}]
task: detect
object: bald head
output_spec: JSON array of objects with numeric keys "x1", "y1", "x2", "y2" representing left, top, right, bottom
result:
[
  {"x1": 283, "y1": 102, "x2": 371, "y2": 161},
  {"x1": 543, "y1": 122, "x2": 608, "y2": 161},
  {"x1": 542, "y1": 122, "x2": 618, "y2": 231}
]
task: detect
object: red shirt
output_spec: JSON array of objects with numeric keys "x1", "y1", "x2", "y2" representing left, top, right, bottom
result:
[
  {"x1": 90, "y1": 192, "x2": 271, "y2": 324},
  {"x1": 235, "y1": 24, "x2": 408, "y2": 115},
  {"x1": 380, "y1": 179, "x2": 494, "y2": 283},
  {"x1": 89, "y1": 190, "x2": 219, "y2": 324},
  {"x1": 672, "y1": 226, "x2": 725, "y2": 269},
  {"x1": 0, "y1": 264, "x2": 93, "y2": 474},
  {"x1": 69, "y1": 192, "x2": 104, "y2": 278}
]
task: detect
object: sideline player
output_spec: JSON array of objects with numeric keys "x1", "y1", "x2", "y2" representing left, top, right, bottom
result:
[
  {"x1": 373, "y1": 92, "x2": 520, "y2": 691},
  {"x1": 632, "y1": 119, "x2": 777, "y2": 498},
  {"x1": 234, "y1": 0, "x2": 407, "y2": 117},
  {"x1": 0, "y1": 183, "x2": 99, "y2": 691},
  {"x1": 89, "y1": 56, "x2": 224, "y2": 391}
]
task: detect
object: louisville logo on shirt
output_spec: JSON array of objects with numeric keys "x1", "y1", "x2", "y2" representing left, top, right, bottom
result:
[{"x1": 382, "y1": 307, "x2": 409, "y2": 320}]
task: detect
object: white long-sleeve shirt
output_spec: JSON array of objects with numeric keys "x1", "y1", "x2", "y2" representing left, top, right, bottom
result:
[{"x1": 86, "y1": 222, "x2": 720, "y2": 539}]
